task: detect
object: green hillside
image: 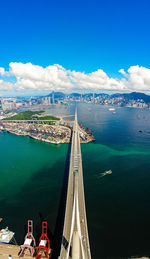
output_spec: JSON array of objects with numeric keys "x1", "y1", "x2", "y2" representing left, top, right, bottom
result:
[{"x1": 5, "y1": 111, "x2": 59, "y2": 121}]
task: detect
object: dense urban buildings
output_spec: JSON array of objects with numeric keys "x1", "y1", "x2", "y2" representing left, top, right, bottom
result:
[{"x1": 0, "y1": 92, "x2": 150, "y2": 114}]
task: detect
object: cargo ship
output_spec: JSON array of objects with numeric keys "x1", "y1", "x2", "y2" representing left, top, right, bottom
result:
[{"x1": 0, "y1": 227, "x2": 15, "y2": 244}]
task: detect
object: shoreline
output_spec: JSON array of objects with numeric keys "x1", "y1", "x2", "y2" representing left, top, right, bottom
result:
[
  {"x1": 0, "y1": 122, "x2": 95, "y2": 144},
  {"x1": 0, "y1": 243, "x2": 149, "y2": 259}
]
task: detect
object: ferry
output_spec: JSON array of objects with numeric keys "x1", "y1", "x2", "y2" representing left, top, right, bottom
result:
[{"x1": 0, "y1": 227, "x2": 15, "y2": 244}]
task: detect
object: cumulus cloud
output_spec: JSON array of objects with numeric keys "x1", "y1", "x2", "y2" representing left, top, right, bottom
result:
[
  {"x1": 9, "y1": 62, "x2": 73, "y2": 91},
  {"x1": 119, "y1": 68, "x2": 127, "y2": 77},
  {"x1": 0, "y1": 79, "x2": 13, "y2": 91},
  {"x1": 69, "y1": 69, "x2": 127, "y2": 91},
  {"x1": 0, "y1": 62, "x2": 150, "y2": 93},
  {"x1": 127, "y1": 65, "x2": 150, "y2": 91},
  {"x1": 0, "y1": 67, "x2": 5, "y2": 76}
]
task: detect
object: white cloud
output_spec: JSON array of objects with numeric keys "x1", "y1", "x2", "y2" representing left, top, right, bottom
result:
[
  {"x1": 0, "y1": 79, "x2": 13, "y2": 91},
  {"x1": 119, "y1": 68, "x2": 127, "y2": 77},
  {"x1": 127, "y1": 65, "x2": 150, "y2": 91},
  {"x1": 9, "y1": 62, "x2": 73, "y2": 91},
  {"x1": 69, "y1": 69, "x2": 127, "y2": 91},
  {"x1": 0, "y1": 62, "x2": 150, "y2": 93},
  {"x1": 0, "y1": 67, "x2": 5, "y2": 76}
]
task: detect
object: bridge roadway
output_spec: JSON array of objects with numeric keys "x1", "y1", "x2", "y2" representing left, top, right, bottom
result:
[{"x1": 59, "y1": 110, "x2": 91, "y2": 259}]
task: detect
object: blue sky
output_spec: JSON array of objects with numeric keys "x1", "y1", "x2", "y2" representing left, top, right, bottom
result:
[{"x1": 0, "y1": 0, "x2": 150, "y2": 95}]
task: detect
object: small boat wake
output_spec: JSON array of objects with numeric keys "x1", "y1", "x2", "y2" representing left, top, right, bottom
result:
[{"x1": 97, "y1": 170, "x2": 112, "y2": 178}]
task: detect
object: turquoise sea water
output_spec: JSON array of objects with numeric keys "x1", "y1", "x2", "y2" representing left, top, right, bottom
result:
[{"x1": 1, "y1": 103, "x2": 150, "y2": 258}]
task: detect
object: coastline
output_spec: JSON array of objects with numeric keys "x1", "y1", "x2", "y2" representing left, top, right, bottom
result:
[
  {"x1": 1, "y1": 243, "x2": 150, "y2": 259},
  {"x1": 0, "y1": 243, "x2": 31, "y2": 259},
  {"x1": 0, "y1": 121, "x2": 95, "y2": 144}
]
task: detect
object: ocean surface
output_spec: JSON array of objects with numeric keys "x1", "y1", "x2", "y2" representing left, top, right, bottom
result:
[{"x1": 1, "y1": 103, "x2": 150, "y2": 258}]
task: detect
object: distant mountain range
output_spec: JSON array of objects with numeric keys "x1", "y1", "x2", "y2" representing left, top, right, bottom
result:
[
  {"x1": 110, "y1": 92, "x2": 150, "y2": 103},
  {"x1": 46, "y1": 91, "x2": 150, "y2": 103}
]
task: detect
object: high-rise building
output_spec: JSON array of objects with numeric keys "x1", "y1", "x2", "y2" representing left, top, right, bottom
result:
[
  {"x1": 1, "y1": 99, "x2": 17, "y2": 111},
  {"x1": 52, "y1": 92, "x2": 55, "y2": 104},
  {"x1": 42, "y1": 97, "x2": 51, "y2": 105},
  {"x1": 93, "y1": 93, "x2": 95, "y2": 103}
]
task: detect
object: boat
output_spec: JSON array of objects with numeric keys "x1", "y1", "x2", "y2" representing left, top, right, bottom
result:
[
  {"x1": 105, "y1": 170, "x2": 112, "y2": 175},
  {"x1": 41, "y1": 138, "x2": 60, "y2": 144},
  {"x1": 0, "y1": 227, "x2": 15, "y2": 244},
  {"x1": 109, "y1": 108, "x2": 115, "y2": 111},
  {"x1": 0, "y1": 128, "x2": 6, "y2": 132},
  {"x1": 29, "y1": 135, "x2": 40, "y2": 140}
]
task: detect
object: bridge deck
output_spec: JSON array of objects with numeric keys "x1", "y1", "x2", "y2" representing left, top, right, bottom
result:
[{"x1": 59, "y1": 111, "x2": 91, "y2": 259}]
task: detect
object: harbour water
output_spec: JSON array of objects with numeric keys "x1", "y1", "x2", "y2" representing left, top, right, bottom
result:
[{"x1": 1, "y1": 103, "x2": 150, "y2": 258}]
